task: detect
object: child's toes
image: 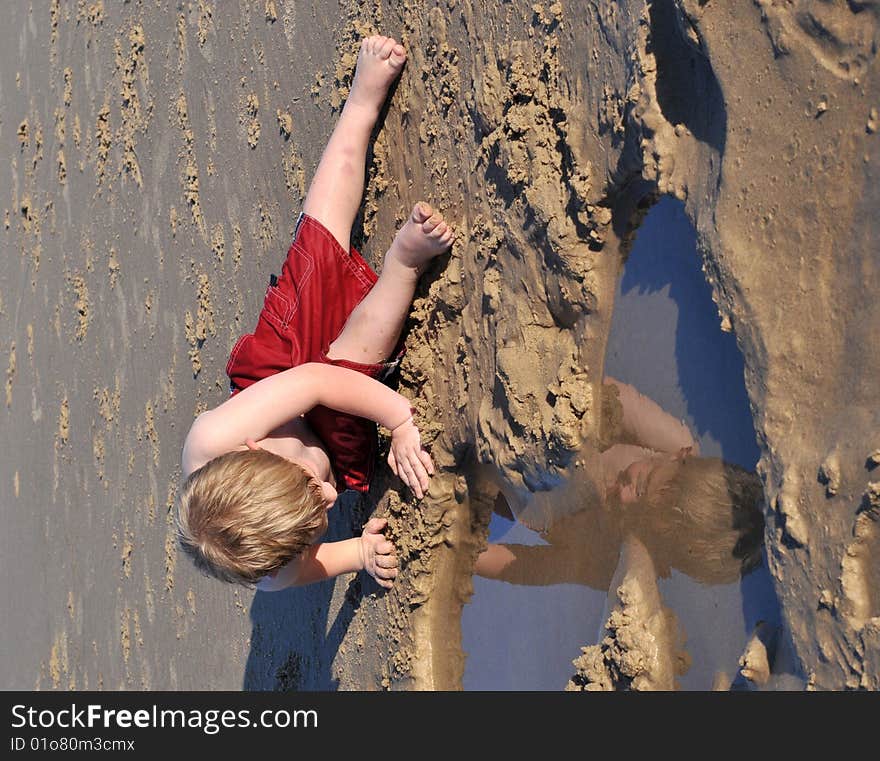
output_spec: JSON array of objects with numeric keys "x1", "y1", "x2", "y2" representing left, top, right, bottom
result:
[
  {"x1": 412, "y1": 201, "x2": 432, "y2": 224},
  {"x1": 377, "y1": 36, "x2": 396, "y2": 59},
  {"x1": 422, "y1": 213, "x2": 443, "y2": 234},
  {"x1": 429, "y1": 221, "x2": 448, "y2": 238},
  {"x1": 389, "y1": 44, "x2": 407, "y2": 67}
]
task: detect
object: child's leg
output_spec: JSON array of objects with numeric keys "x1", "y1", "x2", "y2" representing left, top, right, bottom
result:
[
  {"x1": 326, "y1": 202, "x2": 453, "y2": 364},
  {"x1": 302, "y1": 35, "x2": 406, "y2": 253}
]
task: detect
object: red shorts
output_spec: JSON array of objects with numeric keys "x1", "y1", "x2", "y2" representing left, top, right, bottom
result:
[{"x1": 225, "y1": 213, "x2": 404, "y2": 493}]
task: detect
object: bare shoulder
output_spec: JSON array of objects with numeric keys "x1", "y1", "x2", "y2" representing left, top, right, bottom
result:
[
  {"x1": 180, "y1": 364, "x2": 322, "y2": 478},
  {"x1": 599, "y1": 443, "x2": 655, "y2": 476},
  {"x1": 255, "y1": 556, "x2": 303, "y2": 593},
  {"x1": 181, "y1": 409, "x2": 226, "y2": 478}
]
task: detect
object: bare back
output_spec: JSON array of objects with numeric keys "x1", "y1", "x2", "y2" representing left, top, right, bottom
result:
[{"x1": 253, "y1": 416, "x2": 337, "y2": 489}]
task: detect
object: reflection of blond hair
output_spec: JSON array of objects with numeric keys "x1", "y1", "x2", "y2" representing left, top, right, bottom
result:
[
  {"x1": 177, "y1": 449, "x2": 327, "y2": 585},
  {"x1": 622, "y1": 457, "x2": 765, "y2": 584}
]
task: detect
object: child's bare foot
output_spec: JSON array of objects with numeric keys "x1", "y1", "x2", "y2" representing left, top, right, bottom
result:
[
  {"x1": 386, "y1": 202, "x2": 453, "y2": 275},
  {"x1": 346, "y1": 35, "x2": 407, "y2": 115}
]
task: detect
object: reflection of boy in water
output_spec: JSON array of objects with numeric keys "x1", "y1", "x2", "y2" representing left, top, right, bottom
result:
[{"x1": 475, "y1": 378, "x2": 765, "y2": 589}]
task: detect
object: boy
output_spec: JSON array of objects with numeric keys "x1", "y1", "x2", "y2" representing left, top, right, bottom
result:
[{"x1": 178, "y1": 35, "x2": 453, "y2": 592}]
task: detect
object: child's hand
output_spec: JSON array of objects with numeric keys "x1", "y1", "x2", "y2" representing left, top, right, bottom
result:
[
  {"x1": 675, "y1": 445, "x2": 696, "y2": 460},
  {"x1": 359, "y1": 517, "x2": 398, "y2": 589},
  {"x1": 388, "y1": 416, "x2": 435, "y2": 498}
]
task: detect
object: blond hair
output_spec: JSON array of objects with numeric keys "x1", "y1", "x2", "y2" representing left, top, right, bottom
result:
[
  {"x1": 176, "y1": 448, "x2": 327, "y2": 585},
  {"x1": 621, "y1": 457, "x2": 765, "y2": 584}
]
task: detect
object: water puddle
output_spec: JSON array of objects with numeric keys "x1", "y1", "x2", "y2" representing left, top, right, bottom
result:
[{"x1": 462, "y1": 196, "x2": 784, "y2": 690}]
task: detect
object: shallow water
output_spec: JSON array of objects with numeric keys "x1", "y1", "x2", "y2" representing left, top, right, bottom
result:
[{"x1": 462, "y1": 196, "x2": 783, "y2": 690}]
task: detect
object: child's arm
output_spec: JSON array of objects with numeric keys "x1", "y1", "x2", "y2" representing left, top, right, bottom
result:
[
  {"x1": 604, "y1": 377, "x2": 700, "y2": 456},
  {"x1": 474, "y1": 542, "x2": 613, "y2": 589},
  {"x1": 182, "y1": 362, "x2": 427, "y2": 478},
  {"x1": 256, "y1": 518, "x2": 398, "y2": 591}
]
